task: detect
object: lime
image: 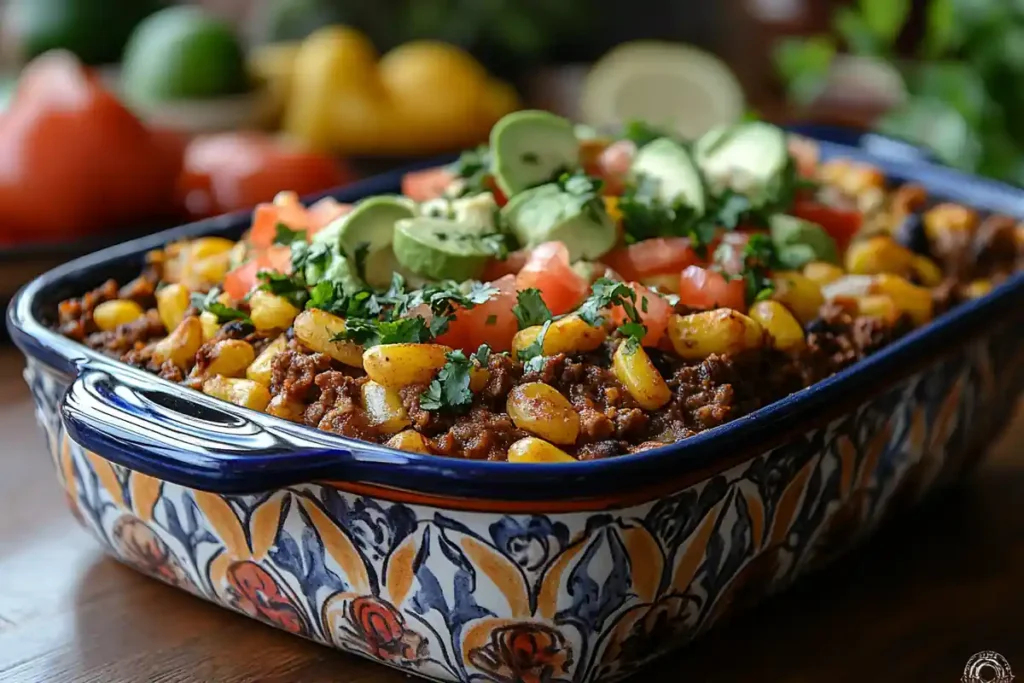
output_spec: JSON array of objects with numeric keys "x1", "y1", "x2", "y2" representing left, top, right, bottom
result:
[{"x1": 121, "y1": 5, "x2": 250, "y2": 103}]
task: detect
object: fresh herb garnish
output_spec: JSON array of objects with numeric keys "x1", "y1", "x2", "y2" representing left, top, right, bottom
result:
[
  {"x1": 512, "y1": 289, "x2": 553, "y2": 329},
  {"x1": 736, "y1": 233, "x2": 781, "y2": 305},
  {"x1": 621, "y1": 120, "x2": 678, "y2": 148},
  {"x1": 399, "y1": 280, "x2": 498, "y2": 337},
  {"x1": 273, "y1": 223, "x2": 305, "y2": 246},
  {"x1": 448, "y1": 144, "x2": 491, "y2": 196},
  {"x1": 350, "y1": 242, "x2": 371, "y2": 283},
  {"x1": 336, "y1": 316, "x2": 431, "y2": 348},
  {"x1": 558, "y1": 171, "x2": 607, "y2": 223},
  {"x1": 190, "y1": 288, "x2": 251, "y2": 324},
  {"x1": 618, "y1": 175, "x2": 713, "y2": 253},
  {"x1": 577, "y1": 278, "x2": 647, "y2": 343},
  {"x1": 257, "y1": 271, "x2": 309, "y2": 308},
  {"x1": 472, "y1": 344, "x2": 491, "y2": 366},
  {"x1": 518, "y1": 319, "x2": 551, "y2": 364},
  {"x1": 419, "y1": 350, "x2": 475, "y2": 413}
]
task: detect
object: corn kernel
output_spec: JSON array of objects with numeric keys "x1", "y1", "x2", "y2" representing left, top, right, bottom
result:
[
  {"x1": 156, "y1": 284, "x2": 190, "y2": 332},
  {"x1": 910, "y1": 255, "x2": 943, "y2": 287},
  {"x1": 845, "y1": 236, "x2": 915, "y2": 276},
  {"x1": 249, "y1": 290, "x2": 300, "y2": 331},
  {"x1": 924, "y1": 203, "x2": 977, "y2": 241},
  {"x1": 191, "y1": 253, "x2": 231, "y2": 284},
  {"x1": 267, "y1": 394, "x2": 306, "y2": 422},
  {"x1": 821, "y1": 274, "x2": 874, "y2": 301},
  {"x1": 247, "y1": 335, "x2": 288, "y2": 385},
  {"x1": 507, "y1": 437, "x2": 576, "y2": 463},
  {"x1": 203, "y1": 339, "x2": 255, "y2": 378},
  {"x1": 152, "y1": 317, "x2": 203, "y2": 368},
  {"x1": 964, "y1": 279, "x2": 992, "y2": 300},
  {"x1": 802, "y1": 261, "x2": 845, "y2": 286},
  {"x1": 470, "y1": 367, "x2": 490, "y2": 393},
  {"x1": 363, "y1": 344, "x2": 450, "y2": 388},
  {"x1": 870, "y1": 274, "x2": 933, "y2": 326},
  {"x1": 512, "y1": 314, "x2": 607, "y2": 361},
  {"x1": 818, "y1": 159, "x2": 884, "y2": 195},
  {"x1": 667, "y1": 309, "x2": 763, "y2": 361},
  {"x1": 202, "y1": 376, "x2": 271, "y2": 411},
  {"x1": 293, "y1": 309, "x2": 363, "y2": 367},
  {"x1": 772, "y1": 271, "x2": 825, "y2": 324},
  {"x1": 386, "y1": 430, "x2": 432, "y2": 454},
  {"x1": 93, "y1": 299, "x2": 144, "y2": 332},
  {"x1": 604, "y1": 196, "x2": 621, "y2": 223},
  {"x1": 361, "y1": 381, "x2": 411, "y2": 435},
  {"x1": 189, "y1": 237, "x2": 235, "y2": 260},
  {"x1": 748, "y1": 300, "x2": 805, "y2": 352},
  {"x1": 612, "y1": 342, "x2": 671, "y2": 410},
  {"x1": 506, "y1": 382, "x2": 580, "y2": 445},
  {"x1": 199, "y1": 311, "x2": 221, "y2": 341},
  {"x1": 856, "y1": 295, "x2": 900, "y2": 325}
]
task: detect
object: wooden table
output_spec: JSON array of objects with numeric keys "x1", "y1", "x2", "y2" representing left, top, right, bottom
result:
[{"x1": 1, "y1": 346, "x2": 1021, "y2": 683}]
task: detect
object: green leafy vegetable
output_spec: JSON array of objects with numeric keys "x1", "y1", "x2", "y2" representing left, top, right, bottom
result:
[
  {"x1": 448, "y1": 144, "x2": 491, "y2": 196},
  {"x1": 273, "y1": 223, "x2": 305, "y2": 246},
  {"x1": 419, "y1": 350, "x2": 474, "y2": 412},
  {"x1": 512, "y1": 289, "x2": 552, "y2": 329},
  {"x1": 737, "y1": 233, "x2": 780, "y2": 305},
  {"x1": 621, "y1": 120, "x2": 677, "y2": 148},
  {"x1": 257, "y1": 271, "x2": 309, "y2": 308},
  {"x1": 190, "y1": 288, "x2": 251, "y2": 324},
  {"x1": 472, "y1": 344, "x2": 491, "y2": 366},
  {"x1": 517, "y1": 319, "x2": 551, "y2": 366},
  {"x1": 577, "y1": 277, "x2": 647, "y2": 344},
  {"x1": 336, "y1": 316, "x2": 431, "y2": 348},
  {"x1": 617, "y1": 175, "x2": 711, "y2": 251}
]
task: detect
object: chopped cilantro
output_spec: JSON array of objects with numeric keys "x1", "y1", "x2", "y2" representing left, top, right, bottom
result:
[
  {"x1": 190, "y1": 288, "x2": 251, "y2": 324},
  {"x1": 336, "y1": 316, "x2": 431, "y2": 348},
  {"x1": 257, "y1": 271, "x2": 309, "y2": 308},
  {"x1": 350, "y1": 242, "x2": 371, "y2": 283},
  {"x1": 517, "y1": 319, "x2": 551, "y2": 364},
  {"x1": 448, "y1": 145, "x2": 491, "y2": 196},
  {"x1": 512, "y1": 289, "x2": 552, "y2": 329},
  {"x1": 472, "y1": 344, "x2": 491, "y2": 366},
  {"x1": 523, "y1": 355, "x2": 547, "y2": 374},
  {"x1": 737, "y1": 233, "x2": 781, "y2": 305},
  {"x1": 419, "y1": 350, "x2": 474, "y2": 413},
  {"x1": 618, "y1": 175, "x2": 709, "y2": 252},
  {"x1": 557, "y1": 171, "x2": 606, "y2": 223},
  {"x1": 621, "y1": 120, "x2": 677, "y2": 148},
  {"x1": 577, "y1": 278, "x2": 648, "y2": 345},
  {"x1": 273, "y1": 223, "x2": 305, "y2": 246}
]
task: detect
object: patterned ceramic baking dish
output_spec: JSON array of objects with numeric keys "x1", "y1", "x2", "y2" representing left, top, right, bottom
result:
[{"x1": 8, "y1": 128, "x2": 1024, "y2": 683}]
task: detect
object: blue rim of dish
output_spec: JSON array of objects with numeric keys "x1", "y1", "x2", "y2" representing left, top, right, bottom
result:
[{"x1": 7, "y1": 126, "x2": 1024, "y2": 500}]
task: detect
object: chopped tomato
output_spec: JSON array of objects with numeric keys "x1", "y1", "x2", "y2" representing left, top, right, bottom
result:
[
  {"x1": 481, "y1": 248, "x2": 529, "y2": 281},
  {"x1": 602, "y1": 237, "x2": 701, "y2": 281},
  {"x1": 610, "y1": 283, "x2": 673, "y2": 347},
  {"x1": 678, "y1": 265, "x2": 746, "y2": 311},
  {"x1": 402, "y1": 166, "x2": 455, "y2": 201},
  {"x1": 516, "y1": 242, "x2": 589, "y2": 316},
  {"x1": 595, "y1": 139, "x2": 635, "y2": 196},
  {"x1": 223, "y1": 245, "x2": 292, "y2": 300},
  {"x1": 433, "y1": 275, "x2": 519, "y2": 352},
  {"x1": 792, "y1": 199, "x2": 862, "y2": 253},
  {"x1": 248, "y1": 191, "x2": 315, "y2": 249}
]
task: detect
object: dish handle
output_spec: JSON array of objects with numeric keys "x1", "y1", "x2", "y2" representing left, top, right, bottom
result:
[{"x1": 59, "y1": 363, "x2": 354, "y2": 493}]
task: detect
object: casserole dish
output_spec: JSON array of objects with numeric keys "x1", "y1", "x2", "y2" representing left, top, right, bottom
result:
[{"x1": 9, "y1": 126, "x2": 1024, "y2": 683}]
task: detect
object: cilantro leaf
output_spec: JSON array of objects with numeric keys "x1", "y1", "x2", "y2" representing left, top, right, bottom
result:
[
  {"x1": 621, "y1": 120, "x2": 678, "y2": 148},
  {"x1": 472, "y1": 344, "x2": 491, "y2": 366},
  {"x1": 257, "y1": 271, "x2": 309, "y2": 308},
  {"x1": 337, "y1": 316, "x2": 431, "y2": 348},
  {"x1": 274, "y1": 223, "x2": 305, "y2": 246},
  {"x1": 737, "y1": 233, "x2": 781, "y2": 305},
  {"x1": 419, "y1": 350, "x2": 474, "y2": 413},
  {"x1": 512, "y1": 289, "x2": 552, "y2": 329},
  {"x1": 618, "y1": 175, "x2": 706, "y2": 250},
  {"x1": 349, "y1": 242, "x2": 371, "y2": 283},
  {"x1": 448, "y1": 145, "x2": 491, "y2": 196},
  {"x1": 190, "y1": 288, "x2": 251, "y2": 324},
  {"x1": 517, "y1": 319, "x2": 551, "y2": 363},
  {"x1": 523, "y1": 355, "x2": 547, "y2": 374},
  {"x1": 576, "y1": 278, "x2": 648, "y2": 344}
]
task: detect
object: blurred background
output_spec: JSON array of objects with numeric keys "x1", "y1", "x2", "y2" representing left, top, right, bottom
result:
[{"x1": 0, "y1": 0, "x2": 1020, "y2": 300}]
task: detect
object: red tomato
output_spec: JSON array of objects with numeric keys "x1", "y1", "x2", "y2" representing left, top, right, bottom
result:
[
  {"x1": 483, "y1": 175, "x2": 508, "y2": 207},
  {"x1": 602, "y1": 237, "x2": 701, "y2": 281},
  {"x1": 433, "y1": 275, "x2": 520, "y2": 352},
  {"x1": 792, "y1": 199, "x2": 862, "y2": 253},
  {"x1": 402, "y1": 166, "x2": 455, "y2": 201},
  {"x1": 223, "y1": 246, "x2": 292, "y2": 300},
  {"x1": 516, "y1": 242, "x2": 589, "y2": 315},
  {"x1": 678, "y1": 265, "x2": 746, "y2": 311},
  {"x1": 481, "y1": 248, "x2": 529, "y2": 281},
  {"x1": 610, "y1": 283, "x2": 673, "y2": 347},
  {"x1": 596, "y1": 140, "x2": 635, "y2": 196}
]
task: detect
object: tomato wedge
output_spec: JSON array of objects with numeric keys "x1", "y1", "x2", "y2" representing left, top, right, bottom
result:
[
  {"x1": 792, "y1": 199, "x2": 862, "y2": 253},
  {"x1": 602, "y1": 237, "x2": 701, "y2": 281},
  {"x1": 433, "y1": 275, "x2": 519, "y2": 352},
  {"x1": 402, "y1": 166, "x2": 456, "y2": 202},
  {"x1": 224, "y1": 245, "x2": 292, "y2": 300},
  {"x1": 610, "y1": 282, "x2": 673, "y2": 347},
  {"x1": 678, "y1": 265, "x2": 746, "y2": 311},
  {"x1": 516, "y1": 242, "x2": 589, "y2": 316}
]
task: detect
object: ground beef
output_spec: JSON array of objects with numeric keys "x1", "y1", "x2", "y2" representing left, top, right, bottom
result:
[
  {"x1": 303, "y1": 371, "x2": 367, "y2": 434},
  {"x1": 82, "y1": 309, "x2": 166, "y2": 358},
  {"x1": 429, "y1": 407, "x2": 527, "y2": 461},
  {"x1": 270, "y1": 350, "x2": 335, "y2": 403},
  {"x1": 57, "y1": 279, "x2": 119, "y2": 341},
  {"x1": 972, "y1": 215, "x2": 1018, "y2": 278}
]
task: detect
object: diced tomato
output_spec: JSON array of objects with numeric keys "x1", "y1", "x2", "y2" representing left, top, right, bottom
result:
[
  {"x1": 481, "y1": 248, "x2": 529, "y2": 281},
  {"x1": 307, "y1": 197, "x2": 353, "y2": 234},
  {"x1": 248, "y1": 191, "x2": 314, "y2": 249},
  {"x1": 678, "y1": 265, "x2": 746, "y2": 311},
  {"x1": 792, "y1": 199, "x2": 862, "y2": 253},
  {"x1": 515, "y1": 242, "x2": 589, "y2": 316},
  {"x1": 610, "y1": 282, "x2": 673, "y2": 347},
  {"x1": 223, "y1": 245, "x2": 292, "y2": 300},
  {"x1": 402, "y1": 166, "x2": 456, "y2": 202},
  {"x1": 595, "y1": 140, "x2": 635, "y2": 196},
  {"x1": 602, "y1": 237, "x2": 701, "y2": 281},
  {"x1": 433, "y1": 275, "x2": 520, "y2": 352}
]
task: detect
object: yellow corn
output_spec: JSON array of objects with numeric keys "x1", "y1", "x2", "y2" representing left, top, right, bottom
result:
[
  {"x1": 507, "y1": 437, "x2": 576, "y2": 463},
  {"x1": 189, "y1": 237, "x2": 235, "y2": 261},
  {"x1": 293, "y1": 309, "x2": 363, "y2": 367},
  {"x1": 247, "y1": 335, "x2": 288, "y2": 385},
  {"x1": 249, "y1": 290, "x2": 300, "y2": 331},
  {"x1": 202, "y1": 376, "x2": 271, "y2": 411},
  {"x1": 152, "y1": 317, "x2": 203, "y2": 368},
  {"x1": 603, "y1": 196, "x2": 621, "y2": 223},
  {"x1": 267, "y1": 394, "x2": 306, "y2": 422},
  {"x1": 856, "y1": 295, "x2": 900, "y2": 325},
  {"x1": 818, "y1": 159, "x2": 885, "y2": 196},
  {"x1": 667, "y1": 309, "x2": 763, "y2": 361},
  {"x1": 156, "y1": 284, "x2": 190, "y2": 332},
  {"x1": 93, "y1": 299, "x2": 144, "y2": 332},
  {"x1": 199, "y1": 311, "x2": 221, "y2": 341},
  {"x1": 748, "y1": 300, "x2": 805, "y2": 352},
  {"x1": 924, "y1": 203, "x2": 977, "y2": 241},
  {"x1": 387, "y1": 430, "x2": 432, "y2": 454},
  {"x1": 362, "y1": 343, "x2": 450, "y2": 388},
  {"x1": 506, "y1": 382, "x2": 580, "y2": 445},
  {"x1": 202, "y1": 340, "x2": 255, "y2": 378},
  {"x1": 845, "y1": 236, "x2": 915, "y2": 276},
  {"x1": 889, "y1": 183, "x2": 927, "y2": 218},
  {"x1": 191, "y1": 253, "x2": 231, "y2": 284},
  {"x1": 361, "y1": 381, "x2": 411, "y2": 435},
  {"x1": 512, "y1": 314, "x2": 607, "y2": 360},
  {"x1": 802, "y1": 261, "x2": 845, "y2": 286},
  {"x1": 612, "y1": 342, "x2": 671, "y2": 410},
  {"x1": 910, "y1": 255, "x2": 943, "y2": 287},
  {"x1": 772, "y1": 271, "x2": 825, "y2": 324},
  {"x1": 470, "y1": 367, "x2": 490, "y2": 393},
  {"x1": 639, "y1": 273, "x2": 681, "y2": 294},
  {"x1": 964, "y1": 279, "x2": 992, "y2": 300},
  {"x1": 870, "y1": 274, "x2": 933, "y2": 326}
]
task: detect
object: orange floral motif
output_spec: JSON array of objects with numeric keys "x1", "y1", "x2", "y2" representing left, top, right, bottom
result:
[
  {"x1": 110, "y1": 516, "x2": 194, "y2": 591},
  {"x1": 226, "y1": 561, "x2": 308, "y2": 635},
  {"x1": 468, "y1": 622, "x2": 572, "y2": 683},
  {"x1": 348, "y1": 596, "x2": 427, "y2": 663}
]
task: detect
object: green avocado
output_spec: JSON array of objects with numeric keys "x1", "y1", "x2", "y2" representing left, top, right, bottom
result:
[
  {"x1": 490, "y1": 110, "x2": 580, "y2": 197},
  {"x1": 630, "y1": 137, "x2": 705, "y2": 214},
  {"x1": 694, "y1": 121, "x2": 787, "y2": 205},
  {"x1": 769, "y1": 214, "x2": 839, "y2": 269},
  {"x1": 392, "y1": 217, "x2": 495, "y2": 282},
  {"x1": 332, "y1": 196, "x2": 415, "y2": 289},
  {"x1": 500, "y1": 183, "x2": 617, "y2": 262}
]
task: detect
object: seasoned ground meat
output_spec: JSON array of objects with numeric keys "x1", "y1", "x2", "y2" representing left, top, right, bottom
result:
[
  {"x1": 83, "y1": 309, "x2": 165, "y2": 358},
  {"x1": 57, "y1": 279, "x2": 119, "y2": 341},
  {"x1": 429, "y1": 407, "x2": 527, "y2": 461},
  {"x1": 271, "y1": 350, "x2": 335, "y2": 403}
]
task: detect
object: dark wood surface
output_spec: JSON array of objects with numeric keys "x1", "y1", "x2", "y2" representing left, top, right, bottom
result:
[{"x1": 0, "y1": 346, "x2": 1021, "y2": 682}]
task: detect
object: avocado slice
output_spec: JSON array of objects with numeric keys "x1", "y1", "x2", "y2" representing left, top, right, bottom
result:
[
  {"x1": 769, "y1": 214, "x2": 839, "y2": 270},
  {"x1": 392, "y1": 217, "x2": 495, "y2": 282},
  {"x1": 630, "y1": 137, "x2": 705, "y2": 214},
  {"x1": 322, "y1": 195, "x2": 414, "y2": 288},
  {"x1": 500, "y1": 183, "x2": 617, "y2": 262},
  {"x1": 490, "y1": 110, "x2": 580, "y2": 197},
  {"x1": 694, "y1": 121, "x2": 787, "y2": 205}
]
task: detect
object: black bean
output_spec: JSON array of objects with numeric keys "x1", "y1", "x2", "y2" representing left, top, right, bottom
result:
[{"x1": 893, "y1": 212, "x2": 930, "y2": 255}]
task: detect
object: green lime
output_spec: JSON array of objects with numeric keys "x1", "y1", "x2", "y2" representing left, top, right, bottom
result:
[{"x1": 121, "y1": 5, "x2": 250, "y2": 103}]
